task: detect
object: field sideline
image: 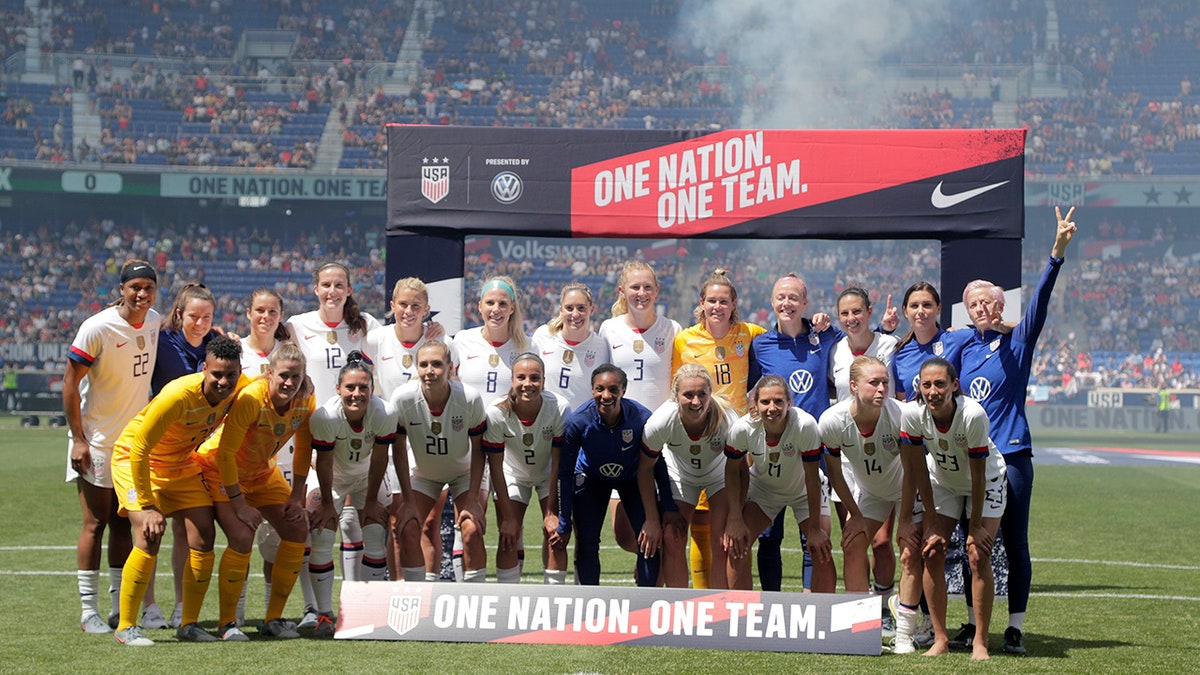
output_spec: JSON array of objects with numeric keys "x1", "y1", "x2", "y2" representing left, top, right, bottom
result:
[{"x1": 2, "y1": 418, "x2": 1197, "y2": 673}]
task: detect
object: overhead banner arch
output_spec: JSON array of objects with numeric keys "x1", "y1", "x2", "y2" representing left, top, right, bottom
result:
[{"x1": 385, "y1": 126, "x2": 1025, "y2": 332}]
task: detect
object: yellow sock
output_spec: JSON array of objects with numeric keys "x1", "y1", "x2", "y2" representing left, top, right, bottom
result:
[
  {"x1": 118, "y1": 548, "x2": 156, "y2": 631},
  {"x1": 181, "y1": 548, "x2": 215, "y2": 627},
  {"x1": 267, "y1": 540, "x2": 306, "y2": 621},
  {"x1": 690, "y1": 521, "x2": 712, "y2": 589},
  {"x1": 217, "y1": 548, "x2": 251, "y2": 627}
]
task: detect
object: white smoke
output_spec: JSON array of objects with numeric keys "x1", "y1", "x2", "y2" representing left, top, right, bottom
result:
[{"x1": 677, "y1": 0, "x2": 951, "y2": 128}]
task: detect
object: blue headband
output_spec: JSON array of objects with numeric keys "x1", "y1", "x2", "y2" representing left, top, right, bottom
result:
[{"x1": 480, "y1": 279, "x2": 515, "y2": 301}]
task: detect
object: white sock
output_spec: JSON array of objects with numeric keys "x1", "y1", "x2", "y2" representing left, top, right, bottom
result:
[
  {"x1": 516, "y1": 530, "x2": 525, "y2": 577},
  {"x1": 263, "y1": 580, "x2": 272, "y2": 615},
  {"x1": 298, "y1": 547, "x2": 317, "y2": 611},
  {"x1": 1009, "y1": 612, "x2": 1025, "y2": 631},
  {"x1": 543, "y1": 569, "x2": 568, "y2": 585},
  {"x1": 78, "y1": 569, "x2": 101, "y2": 618},
  {"x1": 361, "y1": 523, "x2": 389, "y2": 581},
  {"x1": 424, "y1": 572, "x2": 439, "y2": 582},
  {"x1": 108, "y1": 567, "x2": 122, "y2": 617},
  {"x1": 463, "y1": 568, "x2": 487, "y2": 583},
  {"x1": 236, "y1": 578, "x2": 247, "y2": 625},
  {"x1": 339, "y1": 508, "x2": 363, "y2": 582},
  {"x1": 451, "y1": 526, "x2": 465, "y2": 583},
  {"x1": 895, "y1": 604, "x2": 918, "y2": 640},
  {"x1": 310, "y1": 529, "x2": 338, "y2": 614},
  {"x1": 401, "y1": 566, "x2": 426, "y2": 582},
  {"x1": 496, "y1": 565, "x2": 521, "y2": 584}
]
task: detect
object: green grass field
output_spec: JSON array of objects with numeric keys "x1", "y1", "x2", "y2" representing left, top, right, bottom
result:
[{"x1": 3, "y1": 417, "x2": 1198, "y2": 673}]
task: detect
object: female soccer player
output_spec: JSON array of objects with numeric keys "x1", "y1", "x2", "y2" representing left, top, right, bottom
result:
[
  {"x1": 480, "y1": 353, "x2": 571, "y2": 583},
  {"x1": 892, "y1": 282, "x2": 973, "y2": 402},
  {"x1": 637, "y1": 364, "x2": 736, "y2": 588},
  {"x1": 287, "y1": 262, "x2": 381, "y2": 623},
  {"x1": 109, "y1": 336, "x2": 248, "y2": 647},
  {"x1": 386, "y1": 340, "x2": 502, "y2": 582},
  {"x1": 722, "y1": 376, "x2": 832, "y2": 592},
  {"x1": 308, "y1": 352, "x2": 397, "y2": 637},
  {"x1": 532, "y1": 282, "x2": 610, "y2": 409},
  {"x1": 599, "y1": 261, "x2": 681, "y2": 408},
  {"x1": 902, "y1": 357, "x2": 1007, "y2": 661},
  {"x1": 453, "y1": 275, "x2": 527, "y2": 404},
  {"x1": 554, "y1": 364, "x2": 678, "y2": 586},
  {"x1": 194, "y1": 342, "x2": 315, "y2": 640},
  {"x1": 955, "y1": 206, "x2": 1078, "y2": 655},
  {"x1": 152, "y1": 282, "x2": 219, "y2": 394},
  {"x1": 673, "y1": 269, "x2": 764, "y2": 415},
  {"x1": 64, "y1": 260, "x2": 161, "y2": 634},
  {"x1": 830, "y1": 287, "x2": 900, "y2": 619}
]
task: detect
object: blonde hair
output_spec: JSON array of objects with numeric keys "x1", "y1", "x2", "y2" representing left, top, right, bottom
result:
[
  {"x1": 849, "y1": 355, "x2": 887, "y2": 389},
  {"x1": 391, "y1": 276, "x2": 429, "y2": 303},
  {"x1": 269, "y1": 340, "x2": 307, "y2": 370},
  {"x1": 478, "y1": 275, "x2": 526, "y2": 351},
  {"x1": 417, "y1": 339, "x2": 454, "y2": 364},
  {"x1": 547, "y1": 282, "x2": 594, "y2": 335},
  {"x1": 693, "y1": 269, "x2": 740, "y2": 325},
  {"x1": 611, "y1": 261, "x2": 658, "y2": 317},
  {"x1": 671, "y1": 363, "x2": 732, "y2": 438},
  {"x1": 962, "y1": 279, "x2": 1005, "y2": 309}
]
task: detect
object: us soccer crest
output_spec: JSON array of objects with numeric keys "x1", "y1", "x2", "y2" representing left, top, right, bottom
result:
[
  {"x1": 654, "y1": 337, "x2": 666, "y2": 353},
  {"x1": 292, "y1": 417, "x2": 302, "y2": 430},
  {"x1": 402, "y1": 354, "x2": 413, "y2": 369},
  {"x1": 388, "y1": 593, "x2": 423, "y2": 636},
  {"x1": 633, "y1": 340, "x2": 644, "y2": 354},
  {"x1": 562, "y1": 350, "x2": 575, "y2": 365},
  {"x1": 782, "y1": 443, "x2": 796, "y2": 457},
  {"x1": 990, "y1": 338, "x2": 1001, "y2": 352},
  {"x1": 584, "y1": 350, "x2": 596, "y2": 367},
  {"x1": 541, "y1": 425, "x2": 553, "y2": 441},
  {"x1": 882, "y1": 434, "x2": 897, "y2": 451},
  {"x1": 735, "y1": 342, "x2": 745, "y2": 358},
  {"x1": 933, "y1": 341, "x2": 944, "y2": 356},
  {"x1": 421, "y1": 163, "x2": 450, "y2": 204},
  {"x1": 274, "y1": 423, "x2": 286, "y2": 437},
  {"x1": 954, "y1": 432, "x2": 968, "y2": 448},
  {"x1": 809, "y1": 333, "x2": 820, "y2": 347},
  {"x1": 136, "y1": 335, "x2": 146, "y2": 350},
  {"x1": 621, "y1": 429, "x2": 634, "y2": 444},
  {"x1": 452, "y1": 415, "x2": 464, "y2": 432}
]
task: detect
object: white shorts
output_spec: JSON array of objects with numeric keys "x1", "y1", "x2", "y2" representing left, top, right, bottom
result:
[
  {"x1": 670, "y1": 473, "x2": 725, "y2": 507},
  {"x1": 502, "y1": 476, "x2": 550, "y2": 505},
  {"x1": 411, "y1": 473, "x2": 473, "y2": 501},
  {"x1": 306, "y1": 474, "x2": 392, "y2": 513},
  {"x1": 65, "y1": 441, "x2": 112, "y2": 489},
  {"x1": 748, "y1": 473, "x2": 831, "y2": 526},
  {"x1": 931, "y1": 472, "x2": 1007, "y2": 521}
]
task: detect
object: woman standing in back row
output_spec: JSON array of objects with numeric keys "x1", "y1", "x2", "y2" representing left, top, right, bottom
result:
[{"x1": 954, "y1": 206, "x2": 1078, "y2": 656}]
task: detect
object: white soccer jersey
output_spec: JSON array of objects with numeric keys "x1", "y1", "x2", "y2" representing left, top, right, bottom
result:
[
  {"x1": 726, "y1": 407, "x2": 822, "y2": 500},
  {"x1": 287, "y1": 310, "x2": 381, "y2": 402},
  {"x1": 452, "y1": 327, "x2": 525, "y2": 406},
  {"x1": 598, "y1": 315, "x2": 681, "y2": 409},
  {"x1": 642, "y1": 400, "x2": 734, "y2": 485},
  {"x1": 239, "y1": 342, "x2": 278, "y2": 378},
  {"x1": 829, "y1": 333, "x2": 898, "y2": 402},
  {"x1": 310, "y1": 394, "x2": 398, "y2": 485},
  {"x1": 391, "y1": 380, "x2": 487, "y2": 485},
  {"x1": 364, "y1": 327, "x2": 447, "y2": 399},
  {"x1": 901, "y1": 395, "x2": 1005, "y2": 493},
  {"x1": 68, "y1": 306, "x2": 162, "y2": 448},
  {"x1": 531, "y1": 325, "x2": 610, "y2": 410},
  {"x1": 481, "y1": 391, "x2": 569, "y2": 487},
  {"x1": 818, "y1": 398, "x2": 908, "y2": 502}
]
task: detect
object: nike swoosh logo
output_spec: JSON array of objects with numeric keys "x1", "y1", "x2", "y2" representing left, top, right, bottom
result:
[
  {"x1": 116, "y1": 342, "x2": 128, "y2": 348},
  {"x1": 466, "y1": 355, "x2": 480, "y2": 360},
  {"x1": 304, "y1": 334, "x2": 316, "y2": 340},
  {"x1": 620, "y1": 444, "x2": 634, "y2": 452},
  {"x1": 930, "y1": 180, "x2": 1009, "y2": 209},
  {"x1": 382, "y1": 356, "x2": 395, "y2": 361},
  {"x1": 667, "y1": 442, "x2": 680, "y2": 447},
  {"x1": 611, "y1": 344, "x2": 623, "y2": 350},
  {"x1": 542, "y1": 350, "x2": 554, "y2": 355}
]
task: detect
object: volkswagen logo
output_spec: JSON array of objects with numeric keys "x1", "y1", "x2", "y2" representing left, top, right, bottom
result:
[
  {"x1": 491, "y1": 171, "x2": 523, "y2": 204},
  {"x1": 968, "y1": 377, "x2": 992, "y2": 401},
  {"x1": 598, "y1": 463, "x2": 623, "y2": 478},
  {"x1": 788, "y1": 369, "x2": 814, "y2": 394}
]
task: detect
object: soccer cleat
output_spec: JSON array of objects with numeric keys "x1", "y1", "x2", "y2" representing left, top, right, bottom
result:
[
  {"x1": 107, "y1": 612, "x2": 119, "y2": 630},
  {"x1": 887, "y1": 595, "x2": 915, "y2": 654},
  {"x1": 218, "y1": 622, "x2": 250, "y2": 642},
  {"x1": 949, "y1": 622, "x2": 975, "y2": 649},
  {"x1": 114, "y1": 625, "x2": 155, "y2": 647},
  {"x1": 168, "y1": 604, "x2": 183, "y2": 629},
  {"x1": 176, "y1": 622, "x2": 218, "y2": 642},
  {"x1": 297, "y1": 608, "x2": 320, "y2": 630},
  {"x1": 260, "y1": 618, "x2": 301, "y2": 639},
  {"x1": 1003, "y1": 626, "x2": 1027, "y2": 655},
  {"x1": 141, "y1": 603, "x2": 168, "y2": 630},
  {"x1": 81, "y1": 613, "x2": 113, "y2": 634},
  {"x1": 914, "y1": 613, "x2": 935, "y2": 648},
  {"x1": 312, "y1": 613, "x2": 335, "y2": 638},
  {"x1": 880, "y1": 604, "x2": 896, "y2": 639}
]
